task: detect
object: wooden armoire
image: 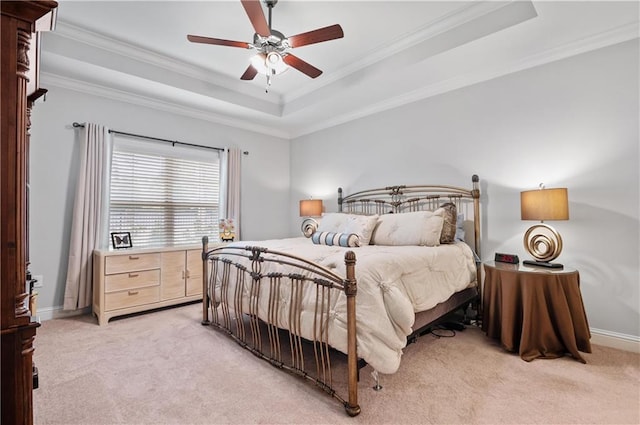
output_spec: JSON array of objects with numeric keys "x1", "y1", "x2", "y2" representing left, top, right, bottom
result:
[{"x1": 1, "y1": 1, "x2": 57, "y2": 424}]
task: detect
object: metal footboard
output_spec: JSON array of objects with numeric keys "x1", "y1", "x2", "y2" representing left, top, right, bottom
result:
[{"x1": 201, "y1": 236, "x2": 361, "y2": 416}]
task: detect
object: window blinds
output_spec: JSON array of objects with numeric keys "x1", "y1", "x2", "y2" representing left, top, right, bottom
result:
[{"x1": 109, "y1": 136, "x2": 220, "y2": 248}]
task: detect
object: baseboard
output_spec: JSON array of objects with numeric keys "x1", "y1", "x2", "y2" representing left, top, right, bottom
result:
[
  {"x1": 36, "y1": 305, "x2": 91, "y2": 322},
  {"x1": 590, "y1": 328, "x2": 640, "y2": 353}
]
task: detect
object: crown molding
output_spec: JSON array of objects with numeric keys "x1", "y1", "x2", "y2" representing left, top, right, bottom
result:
[
  {"x1": 54, "y1": 2, "x2": 523, "y2": 109},
  {"x1": 290, "y1": 22, "x2": 639, "y2": 138},
  {"x1": 54, "y1": 20, "x2": 221, "y2": 82},
  {"x1": 41, "y1": 72, "x2": 290, "y2": 139},
  {"x1": 44, "y1": 18, "x2": 638, "y2": 140},
  {"x1": 284, "y1": 0, "x2": 525, "y2": 104},
  {"x1": 53, "y1": 20, "x2": 281, "y2": 105}
]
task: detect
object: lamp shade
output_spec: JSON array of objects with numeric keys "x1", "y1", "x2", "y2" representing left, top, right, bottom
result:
[
  {"x1": 299, "y1": 199, "x2": 323, "y2": 217},
  {"x1": 521, "y1": 188, "x2": 569, "y2": 221}
]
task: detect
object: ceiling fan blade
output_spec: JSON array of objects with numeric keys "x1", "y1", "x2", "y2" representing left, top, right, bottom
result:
[
  {"x1": 287, "y1": 24, "x2": 344, "y2": 48},
  {"x1": 283, "y1": 54, "x2": 322, "y2": 79},
  {"x1": 241, "y1": 0, "x2": 271, "y2": 37},
  {"x1": 240, "y1": 64, "x2": 259, "y2": 80},
  {"x1": 187, "y1": 35, "x2": 250, "y2": 49}
]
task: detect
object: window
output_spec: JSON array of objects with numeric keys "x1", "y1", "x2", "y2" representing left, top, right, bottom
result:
[{"x1": 108, "y1": 135, "x2": 220, "y2": 248}]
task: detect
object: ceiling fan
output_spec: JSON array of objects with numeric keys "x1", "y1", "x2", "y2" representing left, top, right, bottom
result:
[{"x1": 187, "y1": 0, "x2": 344, "y2": 91}]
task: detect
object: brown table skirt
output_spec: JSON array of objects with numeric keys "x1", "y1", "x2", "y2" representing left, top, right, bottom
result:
[{"x1": 482, "y1": 264, "x2": 592, "y2": 363}]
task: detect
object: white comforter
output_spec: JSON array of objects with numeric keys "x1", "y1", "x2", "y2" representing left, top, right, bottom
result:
[{"x1": 214, "y1": 237, "x2": 476, "y2": 374}]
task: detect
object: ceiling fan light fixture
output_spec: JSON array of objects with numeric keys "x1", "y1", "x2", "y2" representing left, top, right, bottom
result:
[{"x1": 251, "y1": 52, "x2": 288, "y2": 75}]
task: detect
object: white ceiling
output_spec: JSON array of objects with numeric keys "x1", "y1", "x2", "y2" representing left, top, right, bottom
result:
[{"x1": 42, "y1": 1, "x2": 639, "y2": 138}]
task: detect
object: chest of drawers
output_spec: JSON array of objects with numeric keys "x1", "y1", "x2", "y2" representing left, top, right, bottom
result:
[{"x1": 93, "y1": 247, "x2": 203, "y2": 325}]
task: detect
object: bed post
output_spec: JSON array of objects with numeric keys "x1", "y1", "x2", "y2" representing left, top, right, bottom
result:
[
  {"x1": 471, "y1": 175, "x2": 482, "y2": 319},
  {"x1": 343, "y1": 250, "x2": 361, "y2": 417},
  {"x1": 338, "y1": 187, "x2": 343, "y2": 212},
  {"x1": 471, "y1": 175, "x2": 480, "y2": 259},
  {"x1": 201, "y1": 236, "x2": 210, "y2": 325}
]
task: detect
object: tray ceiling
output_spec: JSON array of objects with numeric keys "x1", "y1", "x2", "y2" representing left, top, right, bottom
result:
[{"x1": 42, "y1": 1, "x2": 639, "y2": 138}]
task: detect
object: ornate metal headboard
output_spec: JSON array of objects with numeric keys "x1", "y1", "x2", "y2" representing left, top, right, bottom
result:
[{"x1": 337, "y1": 175, "x2": 481, "y2": 259}]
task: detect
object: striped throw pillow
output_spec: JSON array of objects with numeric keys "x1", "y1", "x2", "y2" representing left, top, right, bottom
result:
[{"x1": 311, "y1": 231, "x2": 361, "y2": 248}]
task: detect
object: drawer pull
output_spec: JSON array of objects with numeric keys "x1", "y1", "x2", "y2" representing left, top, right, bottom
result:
[
  {"x1": 128, "y1": 273, "x2": 139, "y2": 278},
  {"x1": 129, "y1": 256, "x2": 139, "y2": 260},
  {"x1": 128, "y1": 290, "x2": 139, "y2": 296}
]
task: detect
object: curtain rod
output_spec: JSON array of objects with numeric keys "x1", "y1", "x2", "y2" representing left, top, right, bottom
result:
[{"x1": 72, "y1": 122, "x2": 248, "y2": 154}]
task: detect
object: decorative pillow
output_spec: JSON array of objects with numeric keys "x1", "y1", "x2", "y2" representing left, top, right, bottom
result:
[
  {"x1": 311, "y1": 231, "x2": 361, "y2": 247},
  {"x1": 439, "y1": 202, "x2": 457, "y2": 244},
  {"x1": 370, "y1": 209, "x2": 444, "y2": 246},
  {"x1": 455, "y1": 213, "x2": 466, "y2": 242},
  {"x1": 317, "y1": 213, "x2": 379, "y2": 246}
]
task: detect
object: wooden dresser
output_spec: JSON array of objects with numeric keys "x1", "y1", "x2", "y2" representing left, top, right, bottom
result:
[
  {"x1": 93, "y1": 246, "x2": 205, "y2": 325},
  {"x1": 1, "y1": 2, "x2": 57, "y2": 424}
]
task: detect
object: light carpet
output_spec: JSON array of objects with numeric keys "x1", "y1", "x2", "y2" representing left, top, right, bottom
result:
[{"x1": 33, "y1": 303, "x2": 640, "y2": 424}]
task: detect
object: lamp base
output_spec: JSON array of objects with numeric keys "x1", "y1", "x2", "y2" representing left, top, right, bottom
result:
[{"x1": 523, "y1": 259, "x2": 564, "y2": 269}]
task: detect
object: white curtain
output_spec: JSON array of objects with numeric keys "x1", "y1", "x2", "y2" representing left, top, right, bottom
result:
[
  {"x1": 63, "y1": 123, "x2": 112, "y2": 310},
  {"x1": 220, "y1": 147, "x2": 242, "y2": 240}
]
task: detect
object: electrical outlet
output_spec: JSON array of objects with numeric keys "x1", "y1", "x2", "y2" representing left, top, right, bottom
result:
[{"x1": 32, "y1": 275, "x2": 43, "y2": 288}]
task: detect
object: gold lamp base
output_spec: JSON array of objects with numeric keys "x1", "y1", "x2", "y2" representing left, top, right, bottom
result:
[
  {"x1": 523, "y1": 223, "x2": 564, "y2": 268},
  {"x1": 300, "y1": 218, "x2": 318, "y2": 238}
]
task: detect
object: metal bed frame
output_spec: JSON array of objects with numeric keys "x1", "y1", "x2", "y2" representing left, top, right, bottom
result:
[{"x1": 200, "y1": 175, "x2": 481, "y2": 416}]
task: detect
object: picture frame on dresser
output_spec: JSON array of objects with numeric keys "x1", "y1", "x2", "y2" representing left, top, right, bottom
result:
[{"x1": 111, "y1": 231, "x2": 132, "y2": 249}]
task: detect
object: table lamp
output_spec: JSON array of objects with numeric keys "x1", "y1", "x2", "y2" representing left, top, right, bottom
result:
[
  {"x1": 299, "y1": 199, "x2": 323, "y2": 237},
  {"x1": 520, "y1": 185, "x2": 569, "y2": 268}
]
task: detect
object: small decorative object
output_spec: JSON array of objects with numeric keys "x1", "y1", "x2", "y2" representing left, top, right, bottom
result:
[
  {"x1": 111, "y1": 231, "x2": 132, "y2": 249},
  {"x1": 219, "y1": 218, "x2": 235, "y2": 242},
  {"x1": 520, "y1": 184, "x2": 569, "y2": 268}
]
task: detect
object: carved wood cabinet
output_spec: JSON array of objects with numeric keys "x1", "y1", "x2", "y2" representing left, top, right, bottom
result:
[{"x1": 1, "y1": 2, "x2": 57, "y2": 424}]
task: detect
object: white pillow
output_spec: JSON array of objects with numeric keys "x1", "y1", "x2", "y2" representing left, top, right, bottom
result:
[
  {"x1": 316, "y1": 213, "x2": 349, "y2": 233},
  {"x1": 370, "y1": 209, "x2": 444, "y2": 246},
  {"x1": 317, "y1": 213, "x2": 379, "y2": 245}
]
